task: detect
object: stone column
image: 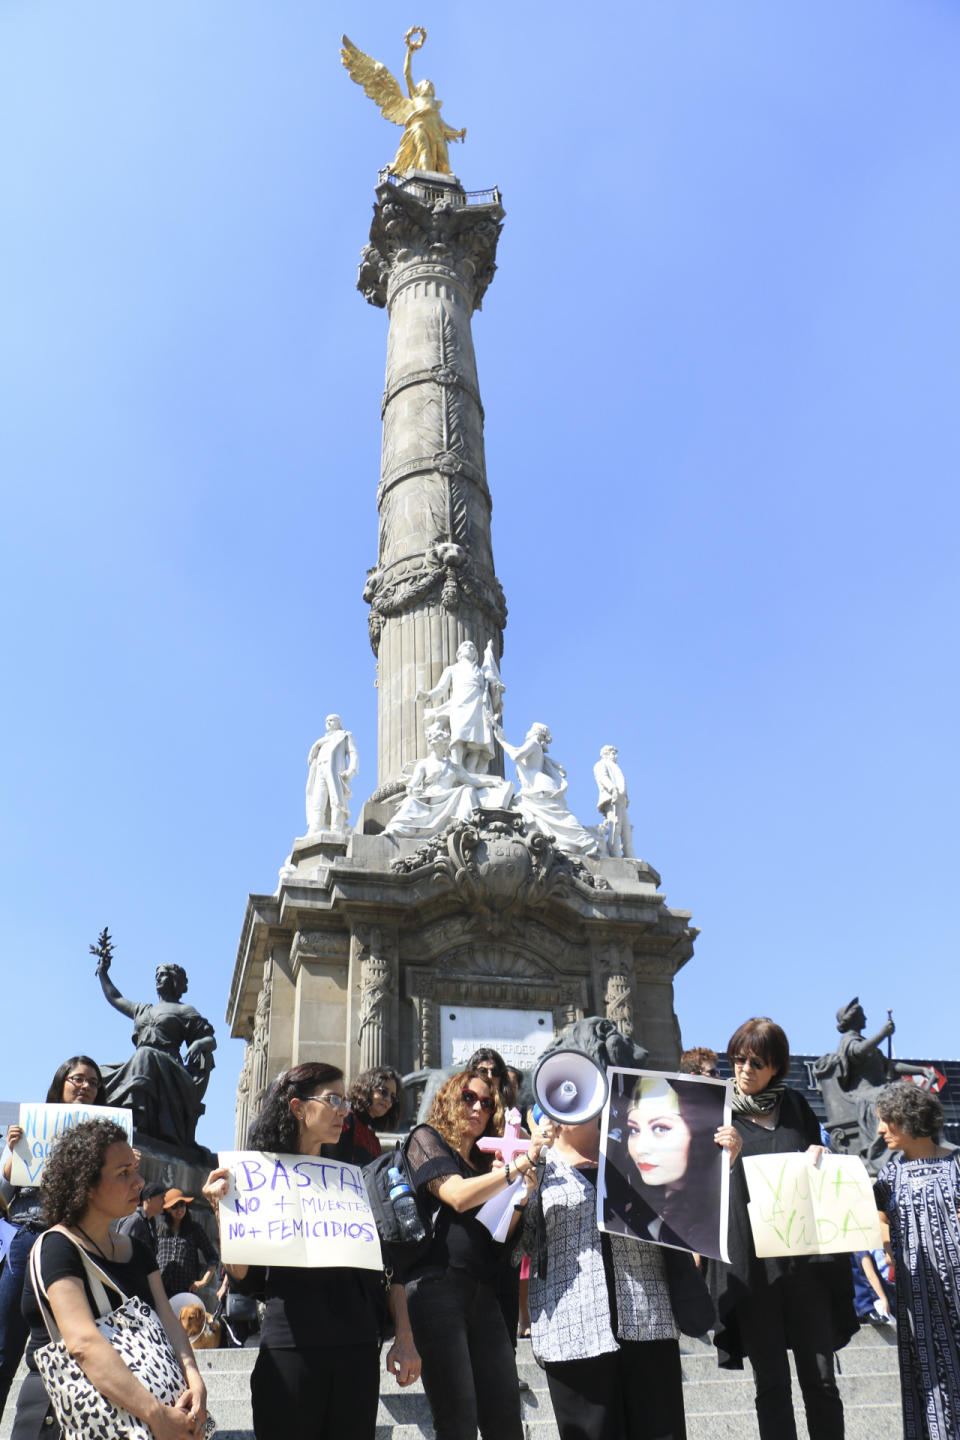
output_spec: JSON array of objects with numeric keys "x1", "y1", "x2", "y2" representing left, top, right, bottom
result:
[
  {"x1": 359, "y1": 174, "x2": 508, "y2": 785},
  {"x1": 251, "y1": 961, "x2": 273, "y2": 1117},
  {"x1": 592, "y1": 939, "x2": 638, "y2": 1040},
  {"x1": 413, "y1": 992, "x2": 441, "y2": 1070},
  {"x1": 352, "y1": 923, "x2": 399, "y2": 1071}
]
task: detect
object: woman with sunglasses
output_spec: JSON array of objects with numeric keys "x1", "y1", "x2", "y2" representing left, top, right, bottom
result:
[
  {"x1": 0, "y1": 1056, "x2": 106, "y2": 1423},
  {"x1": 156, "y1": 1190, "x2": 218, "y2": 1301},
  {"x1": 202, "y1": 1062, "x2": 420, "y2": 1440},
  {"x1": 403, "y1": 1068, "x2": 545, "y2": 1440},
  {"x1": 329, "y1": 1066, "x2": 405, "y2": 1169},
  {"x1": 710, "y1": 1018, "x2": 856, "y2": 1440}
]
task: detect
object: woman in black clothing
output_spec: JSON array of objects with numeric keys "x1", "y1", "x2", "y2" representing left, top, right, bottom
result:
[
  {"x1": 404, "y1": 1068, "x2": 545, "y2": 1440},
  {"x1": 0, "y1": 1055, "x2": 107, "y2": 1424},
  {"x1": 710, "y1": 1017, "x2": 856, "y2": 1440},
  {"x1": 12, "y1": 1118, "x2": 205, "y2": 1440},
  {"x1": 203, "y1": 1062, "x2": 420, "y2": 1440},
  {"x1": 156, "y1": 1189, "x2": 218, "y2": 1299}
]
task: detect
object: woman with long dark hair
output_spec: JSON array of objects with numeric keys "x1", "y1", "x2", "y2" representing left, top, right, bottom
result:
[
  {"x1": 0, "y1": 1055, "x2": 106, "y2": 1423},
  {"x1": 709, "y1": 1017, "x2": 856, "y2": 1440},
  {"x1": 402, "y1": 1068, "x2": 545, "y2": 1440},
  {"x1": 203, "y1": 1062, "x2": 419, "y2": 1440},
  {"x1": 11, "y1": 1117, "x2": 205, "y2": 1440},
  {"x1": 602, "y1": 1073, "x2": 736, "y2": 1257},
  {"x1": 330, "y1": 1066, "x2": 404, "y2": 1168}
]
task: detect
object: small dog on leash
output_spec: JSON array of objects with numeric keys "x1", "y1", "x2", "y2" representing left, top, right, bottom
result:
[{"x1": 178, "y1": 1301, "x2": 222, "y2": 1350}]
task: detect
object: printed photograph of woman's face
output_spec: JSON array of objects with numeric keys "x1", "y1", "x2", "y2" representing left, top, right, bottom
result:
[{"x1": 598, "y1": 1068, "x2": 731, "y2": 1262}]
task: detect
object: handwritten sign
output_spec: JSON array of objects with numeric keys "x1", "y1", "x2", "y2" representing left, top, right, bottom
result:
[
  {"x1": 217, "y1": 1151, "x2": 383, "y2": 1270},
  {"x1": 0, "y1": 1217, "x2": 19, "y2": 1265},
  {"x1": 9, "y1": 1104, "x2": 134, "y2": 1186},
  {"x1": 744, "y1": 1152, "x2": 881, "y2": 1257}
]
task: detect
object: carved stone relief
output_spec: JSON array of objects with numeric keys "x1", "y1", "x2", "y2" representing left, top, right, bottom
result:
[{"x1": 353, "y1": 924, "x2": 399, "y2": 1071}]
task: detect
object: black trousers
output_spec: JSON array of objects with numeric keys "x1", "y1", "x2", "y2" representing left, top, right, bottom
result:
[
  {"x1": 736, "y1": 1271, "x2": 844, "y2": 1440},
  {"x1": 405, "y1": 1267, "x2": 523, "y2": 1440},
  {"x1": 250, "y1": 1342, "x2": 380, "y2": 1440},
  {"x1": 544, "y1": 1338, "x2": 686, "y2": 1440}
]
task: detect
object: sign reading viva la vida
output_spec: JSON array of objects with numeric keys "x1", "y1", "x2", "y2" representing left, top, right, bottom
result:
[
  {"x1": 9, "y1": 1104, "x2": 134, "y2": 1186},
  {"x1": 744, "y1": 1152, "x2": 881, "y2": 1257},
  {"x1": 218, "y1": 1151, "x2": 382, "y2": 1269}
]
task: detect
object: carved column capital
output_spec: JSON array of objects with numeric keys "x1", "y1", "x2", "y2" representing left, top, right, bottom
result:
[{"x1": 360, "y1": 181, "x2": 504, "y2": 313}]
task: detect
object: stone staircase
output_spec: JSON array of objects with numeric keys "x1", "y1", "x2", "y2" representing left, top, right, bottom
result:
[{"x1": 0, "y1": 1324, "x2": 902, "y2": 1439}]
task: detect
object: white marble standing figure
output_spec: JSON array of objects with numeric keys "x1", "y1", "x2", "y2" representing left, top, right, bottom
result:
[
  {"x1": 594, "y1": 744, "x2": 635, "y2": 858},
  {"x1": 495, "y1": 722, "x2": 600, "y2": 858},
  {"x1": 305, "y1": 714, "x2": 359, "y2": 834},
  {"x1": 417, "y1": 639, "x2": 503, "y2": 773},
  {"x1": 385, "y1": 722, "x2": 513, "y2": 839}
]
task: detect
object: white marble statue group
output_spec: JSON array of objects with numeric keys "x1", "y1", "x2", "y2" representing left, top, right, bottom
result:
[{"x1": 301, "y1": 639, "x2": 635, "y2": 861}]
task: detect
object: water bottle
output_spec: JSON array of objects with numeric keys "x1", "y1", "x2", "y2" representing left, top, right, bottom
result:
[{"x1": 387, "y1": 1166, "x2": 425, "y2": 1242}]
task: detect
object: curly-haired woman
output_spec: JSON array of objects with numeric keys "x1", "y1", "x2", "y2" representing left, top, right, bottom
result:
[
  {"x1": 11, "y1": 1118, "x2": 205, "y2": 1440},
  {"x1": 709, "y1": 1017, "x2": 856, "y2": 1440},
  {"x1": 203, "y1": 1062, "x2": 420, "y2": 1440},
  {"x1": 403, "y1": 1068, "x2": 546, "y2": 1440},
  {"x1": 874, "y1": 1081, "x2": 960, "y2": 1440},
  {"x1": 328, "y1": 1066, "x2": 404, "y2": 1168},
  {"x1": 0, "y1": 1056, "x2": 106, "y2": 1424}
]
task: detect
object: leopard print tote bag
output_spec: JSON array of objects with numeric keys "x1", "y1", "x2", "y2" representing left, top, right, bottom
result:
[{"x1": 29, "y1": 1230, "x2": 215, "y2": 1440}]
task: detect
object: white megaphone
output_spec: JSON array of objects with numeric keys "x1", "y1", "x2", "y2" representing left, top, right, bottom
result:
[{"x1": 532, "y1": 1048, "x2": 609, "y2": 1125}]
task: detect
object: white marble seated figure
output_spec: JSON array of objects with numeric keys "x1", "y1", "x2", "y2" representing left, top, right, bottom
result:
[
  {"x1": 594, "y1": 744, "x2": 636, "y2": 858},
  {"x1": 305, "y1": 713, "x2": 358, "y2": 835},
  {"x1": 416, "y1": 639, "x2": 503, "y2": 774},
  {"x1": 385, "y1": 721, "x2": 514, "y2": 840},
  {"x1": 495, "y1": 722, "x2": 600, "y2": 858}
]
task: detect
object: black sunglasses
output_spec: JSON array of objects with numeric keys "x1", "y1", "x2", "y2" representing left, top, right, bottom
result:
[{"x1": 732, "y1": 1055, "x2": 769, "y2": 1071}]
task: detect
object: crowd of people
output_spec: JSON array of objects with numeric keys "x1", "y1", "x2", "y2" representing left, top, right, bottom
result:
[{"x1": 0, "y1": 1029, "x2": 957, "y2": 1440}]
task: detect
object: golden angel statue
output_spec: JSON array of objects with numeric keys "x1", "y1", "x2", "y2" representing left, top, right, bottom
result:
[{"x1": 340, "y1": 27, "x2": 467, "y2": 177}]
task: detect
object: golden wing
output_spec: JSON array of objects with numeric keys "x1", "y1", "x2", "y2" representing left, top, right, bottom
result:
[{"x1": 340, "y1": 36, "x2": 413, "y2": 127}]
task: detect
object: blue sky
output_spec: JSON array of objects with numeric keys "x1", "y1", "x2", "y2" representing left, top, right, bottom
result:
[{"x1": 2, "y1": 1, "x2": 957, "y2": 1152}]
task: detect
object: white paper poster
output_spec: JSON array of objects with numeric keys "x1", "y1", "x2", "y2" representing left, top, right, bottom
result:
[
  {"x1": 744, "y1": 1152, "x2": 881, "y2": 1257},
  {"x1": 217, "y1": 1151, "x2": 383, "y2": 1270},
  {"x1": 9, "y1": 1104, "x2": 134, "y2": 1186}
]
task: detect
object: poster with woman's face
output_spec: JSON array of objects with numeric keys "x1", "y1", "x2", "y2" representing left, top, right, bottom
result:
[{"x1": 597, "y1": 1068, "x2": 732, "y2": 1262}]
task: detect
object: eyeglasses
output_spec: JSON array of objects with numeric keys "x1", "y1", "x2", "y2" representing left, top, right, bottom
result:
[
  {"x1": 475, "y1": 1065, "x2": 500, "y2": 1080},
  {"x1": 732, "y1": 1055, "x2": 769, "y2": 1072},
  {"x1": 460, "y1": 1089, "x2": 496, "y2": 1113},
  {"x1": 169, "y1": 1201, "x2": 187, "y2": 1210},
  {"x1": 700, "y1": 1067, "x2": 721, "y2": 1078},
  {"x1": 66, "y1": 1074, "x2": 99, "y2": 1090},
  {"x1": 307, "y1": 1092, "x2": 352, "y2": 1113},
  {"x1": 372, "y1": 1086, "x2": 395, "y2": 1099}
]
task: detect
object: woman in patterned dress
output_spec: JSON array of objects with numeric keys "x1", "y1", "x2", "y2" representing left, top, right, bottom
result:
[{"x1": 874, "y1": 1082, "x2": 960, "y2": 1440}]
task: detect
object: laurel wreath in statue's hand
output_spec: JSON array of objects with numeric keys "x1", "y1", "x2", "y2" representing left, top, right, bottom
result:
[{"x1": 404, "y1": 26, "x2": 427, "y2": 51}]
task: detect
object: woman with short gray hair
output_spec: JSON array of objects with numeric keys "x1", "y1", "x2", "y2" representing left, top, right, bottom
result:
[{"x1": 874, "y1": 1081, "x2": 960, "y2": 1440}]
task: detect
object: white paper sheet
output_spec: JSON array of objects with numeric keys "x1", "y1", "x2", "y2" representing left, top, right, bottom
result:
[
  {"x1": 744, "y1": 1151, "x2": 881, "y2": 1257},
  {"x1": 9, "y1": 1104, "x2": 134, "y2": 1186},
  {"x1": 217, "y1": 1151, "x2": 384, "y2": 1270}
]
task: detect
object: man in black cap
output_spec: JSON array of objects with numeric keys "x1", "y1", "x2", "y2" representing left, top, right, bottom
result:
[{"x1": 117, "y1": 1179, "x2": 165, "y2": 1261}]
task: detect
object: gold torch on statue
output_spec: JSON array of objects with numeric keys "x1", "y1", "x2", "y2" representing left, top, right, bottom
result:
[{"x1": 340, "y1": 27, "x2": 467, "y2": 177}]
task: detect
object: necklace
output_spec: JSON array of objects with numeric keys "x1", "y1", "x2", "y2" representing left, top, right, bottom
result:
[{"x1": 72, "y1": 1223, "x2": 115, "y2": 1263}]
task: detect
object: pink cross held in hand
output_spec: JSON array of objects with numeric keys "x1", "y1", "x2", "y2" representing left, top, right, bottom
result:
[{"x1": 477, "y1": 1107, "x2": 530, "y2": 1164}]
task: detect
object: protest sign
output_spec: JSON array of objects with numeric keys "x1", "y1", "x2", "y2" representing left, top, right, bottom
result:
[
  {"x1": 744, "y1": 1152, "x2": 881, "y2": 1257},
  {"x1": 9, "y1": 1104, "x2": 134, "y2": 1186},
  {"x1": 217, "y1": 1151, "x2": 383, "y2": 1270},
  {"x1": 0, "y1": 1217, "x2": 19, "y2": 1265},
  {"x1": 598, "y1": 1068, "x2": 732, "y2": 1261}
]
